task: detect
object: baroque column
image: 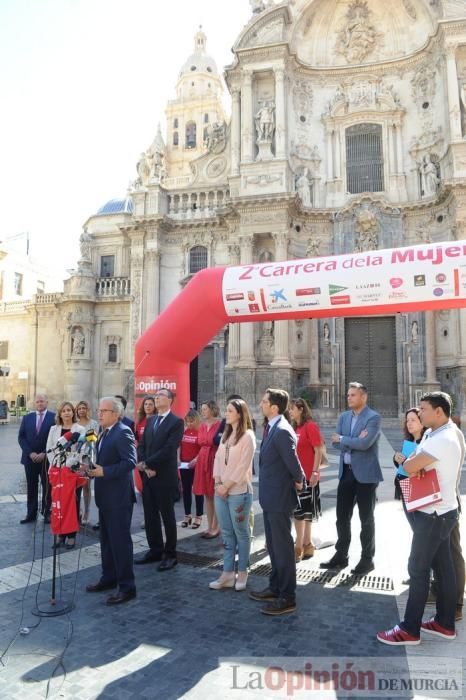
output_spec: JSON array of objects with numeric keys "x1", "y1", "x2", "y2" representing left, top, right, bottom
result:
[
  {"x1": 144, "y1": 249, "x2": 160, "y2": 329},
  {"x1": 128, "y1": 231, "x2": 145, "y2": 357},
  {"x1": 446, "y1": 46, "x2": 462, "y2": 142},
  {"x1": 238, "y1": 235, "x2": 256, "y2": 367},
  {"x1": 274, "y1": 68, "x2": 286, "y2": 159},
  {"x1": 241, "y1": 71, "x2": 254, "y2": 163},
  {"x1": 231, "y1": 88, "x2": 241, "y2": 176},
  {"x1": 309, "y1": 319, "x2": 320, "y2": 384},
  {"x1": 271, "y1": 232, "x2": 291, "y2": 368}
]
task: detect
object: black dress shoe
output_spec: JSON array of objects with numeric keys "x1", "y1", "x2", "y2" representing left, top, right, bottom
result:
[
  {"x1": 320, "y1": 556, "x2": 348, "y2": 570},
  {"x1": 351, "y1": 560, "x2": 375, "y2": 576},
  {"x1": 86, "y1": 581, "x2": 117, "y2": 593},
  {"x1": 261, "y1": 598, "x2": 296, "y2": 616},
  {"x1": 248, "y1": 587, "x2": 279, "y2": 602},
  {"x1": 158, "y1": 558, "x2": 177, "y2": 571},
  {"x1": 106, "y1": 589, "x2": 136, "y2": 605},
  {"x1": 134, "y1": 553, "x2": 163, "y2": 565},
  {"x1": 20, "y1": 516, "x2": 37, "y2": 524},
  {"x1": 92, "y1": 523, "x2": 100, "y2": 531}
]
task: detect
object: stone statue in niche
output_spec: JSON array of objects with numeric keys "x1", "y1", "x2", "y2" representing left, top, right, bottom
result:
[
  {"x1": 323, "y1": 323, "x2": 331, "y2": 345},
  {"x1": 420, "y1": 154, "x2": 440, "y2": 197},
  {"x1": 336, "y1": 0, "x2": 380, "y2": 64},
  {"x1": 354, "y1": 210, "x2": 379, "y2": 252},
  {"x1": 411, "y1": 320, "x2": 419, "y2": 344},
  {"x1": 296, "y1": 168, "x2": 312, "y2": 208},
  {"x1": 306, "y1": 237, "x2": 320, "y2": 258},
  {"x1": 460, "y1": 84, "x2": 466, "y2": 137},
  {"x1": 255, "y1": 102, "x2": 275, "y2": 142},
  {"x1": 71, "y1": 328, "x2": 85, "y2": 356}
]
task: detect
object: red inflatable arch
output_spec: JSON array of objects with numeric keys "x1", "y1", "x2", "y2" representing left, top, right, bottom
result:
[{"x1": 135, "y1": 240, "x2": 466, "y2": 414}]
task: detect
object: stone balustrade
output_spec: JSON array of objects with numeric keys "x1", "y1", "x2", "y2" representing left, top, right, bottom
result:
[
  {"x1": 167, "y1": 188, "x2": 230, "y2": 219},
  {"x1": 35, "y1": 293, "x2": 63, "y2": 304},
  {"x1": 95, "y1": 277, "x2": 131, "y2": 297},
  {"x1": 162, "y1": 175, "x2": 192, "y2": 189}
]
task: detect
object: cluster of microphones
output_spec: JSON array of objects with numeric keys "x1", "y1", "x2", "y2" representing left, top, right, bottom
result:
[{"x1": 47, "y1": 429, "x2": 99, "y2": 471}]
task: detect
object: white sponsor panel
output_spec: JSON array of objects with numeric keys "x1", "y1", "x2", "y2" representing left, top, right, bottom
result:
[{"x1": 222, "y1": 242, "x2": 466, "y2": 318}]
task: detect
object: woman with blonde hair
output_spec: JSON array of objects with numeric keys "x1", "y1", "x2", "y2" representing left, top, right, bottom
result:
[
  {"x1": 289, "y1": 397, "x2": 323, "y2": 562},
  {"x1": 46, "y1": 401, "x2": 85, "y2": 549},
  {"x1": 75, "y1": 400, "x2": 99, "y2": 524},
  {"x1": 210, "y1": 399, "x2": 256, "y2": 591}
]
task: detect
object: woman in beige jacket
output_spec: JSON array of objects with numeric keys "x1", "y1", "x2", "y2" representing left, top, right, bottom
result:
[{"x1": 210, "y1": 399, "x2": 256, "y2": 592}]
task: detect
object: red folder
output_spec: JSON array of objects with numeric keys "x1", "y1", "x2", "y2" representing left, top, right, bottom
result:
[{"x1": 399, "y1": 469, "x2": 442, "y2": 512}]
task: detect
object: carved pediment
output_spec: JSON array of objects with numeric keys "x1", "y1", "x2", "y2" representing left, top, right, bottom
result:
[{"x1": 234, "y1": 6, "x2": 291, "y2": 51}]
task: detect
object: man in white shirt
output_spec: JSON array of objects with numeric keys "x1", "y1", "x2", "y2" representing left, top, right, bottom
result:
[{"x1": 378, "y1": 391, "x2": 462, "y2": 646}]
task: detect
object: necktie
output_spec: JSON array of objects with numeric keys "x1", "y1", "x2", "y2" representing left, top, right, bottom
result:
[
  {"x1": 263, "y1": 423, "x2": 270, "y2": 440},
  {"x1": 98, "y1": 429, "x2": 109, "y2": 454},
  {"x1": 153, "y1": 415, "x2": 162, "y2": 433},
  {"x1": 36, "y1": 412, "x2": 44, "y2": 434}
]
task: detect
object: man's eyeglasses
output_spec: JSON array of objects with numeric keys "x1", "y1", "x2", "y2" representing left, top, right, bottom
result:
[{"x1": 97, "y1": 409, "x2": 115, "y2": 414}]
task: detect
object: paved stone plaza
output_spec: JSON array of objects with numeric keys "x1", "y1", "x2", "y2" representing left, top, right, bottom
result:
[{"x1": 0, "y1": 421, "x2": 465, "y2": 699}]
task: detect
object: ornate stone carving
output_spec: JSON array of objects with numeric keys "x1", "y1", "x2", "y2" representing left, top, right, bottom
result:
[
  {"x1": 293, "y1": 79, "x2": 313, "y2": 118},
  {"x1": 79, "y1": 229, "x2": 91, "y2": 262},
  {"x1": 411, "y1": 65, "x2": 436, "y2": 103},
  {"x1": 71, "y1": 327, "x2": 85, "y2": 356},
  {"x1": 250, "y1": 0, "x2": 273, "y2": 14},
  {"x1": 306, "y1": 237, "x2": 321, "y2": 258},
  {"x1": 204, "y1": 120, "x2": 227, "y2": 154},
  {"x1": 245, "y1": 173, "x2": 282, "y2": 187},
  {"x1": 134, "y1": 124, "x2": 166, "y2": 189},
  {"x1": 402, "y1": 0, "x2": 417, "y2": 20},
  {"x1": 206, "y1": 156, "x2": 227, "y2": 179},
  {"x1": 354, "y1": 209, "x2": 379, "y2": 252},
  {"x1": 335, "y1": 1, "x2": 381, "y2": 64},
  {"x1": 326, "y1": 80, "x2": 400, "y2": 117},
  {"x1": 255, "y1": 102, "x2": 275, "y2": 142},
  {"x1": 409, "y1": 126, "x2": 443, "y2": 158},
  {"x1": 419, "y1": 154, "x2": 440, "y2": 198},
  {"x1": 296, "y1": 168, "x2": 312, "y2": 208}
]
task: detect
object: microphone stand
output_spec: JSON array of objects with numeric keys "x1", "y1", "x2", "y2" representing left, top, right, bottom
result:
[{"x1": 32, "y1": 448, "x2": 74, "y2": 617}]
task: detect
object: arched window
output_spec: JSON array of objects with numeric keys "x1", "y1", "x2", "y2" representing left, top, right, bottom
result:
[
  {"x1": 108, "y1": 344, "x2": 118, "y2": 363},
  {"x1": 346, "y1": 123, "x2": 384, "y2": 194},
  {"x1": 204, "y1": 113, "x2": 209, "y2": 124},
  {"x1": 173, "y1": 131, "x2": 179, "y2": 146},
  {"x1": 173, "y1": 118, "x2": 179, "y2": 129},
  {"x1": 186, "y1": 121, "x2": 197, "y2": 149},
  {"x1": 189, "y1": 246, "x2": 208, "y2": 274}
]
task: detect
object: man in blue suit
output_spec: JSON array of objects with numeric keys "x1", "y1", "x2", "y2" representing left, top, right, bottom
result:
[
  {"x1": 249, "y1": 388, "x2": 305, "y2": 616},
  {"x1": 18, "y1": 394, "x2": 56, "y2": 524},
  {"x1": 85, "y1": 397, "x2": 137, "y2": 605},
  {"x1": 322, "y1": 382, "x2": 382, "y2": 575}
]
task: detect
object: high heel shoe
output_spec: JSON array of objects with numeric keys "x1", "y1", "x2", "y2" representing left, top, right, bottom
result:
[
  {"x1": 235, "y1": 573, "x2": 248, "y2": 591},
  {"x1": 209, "y1": 574, "x2": 235, "y2": 590},
  {"x1": 65, "y1": 538, "x2": 76, "y2": 550},
  {"x1": 295, "y1": 545, "x2": 303, "y2": 563},
  {"x1": 191, "y1": 516, "x2": 202, "y2": 529},
  {"x1": 180, "y1": 515, "x2": 192, "y2": 528},
  {"x1": 303, "y1": 542, "x2": 315, "y2": 559}
]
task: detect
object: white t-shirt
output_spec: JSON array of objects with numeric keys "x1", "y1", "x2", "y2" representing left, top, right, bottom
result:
[{"x1": 417, "y1": 422, "x2": 462, "y2": 514}]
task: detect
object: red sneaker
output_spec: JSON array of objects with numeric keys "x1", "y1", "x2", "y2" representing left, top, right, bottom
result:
[
  {"x1": 377, "y1": 624, "x2": 420, "y2": 646},
  {"x1": 421, "y1": 617, "x2": 456, "y2": 639}
]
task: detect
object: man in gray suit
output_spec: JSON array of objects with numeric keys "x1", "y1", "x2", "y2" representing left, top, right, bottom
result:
[
  {"x1": 249, "y1": 388, "x2": 305, "y2": 615},
  {"x1": 321, "y1": 382, "x2": 382, "y2": 575}
]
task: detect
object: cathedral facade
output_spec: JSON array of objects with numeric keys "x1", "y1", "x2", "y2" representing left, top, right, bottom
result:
[{"x1": 2, "y1": 0, "x2": 466, "y2": 422}]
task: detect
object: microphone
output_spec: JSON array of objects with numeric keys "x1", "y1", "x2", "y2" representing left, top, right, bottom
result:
[
  {"x1": 85, "y1": 429, "x2": 98, "y2": 443},
  {"x1": 82, "y1": 429, "x2": 98, "y2": 470},
  {"x1": 75, "y1": 434, "x2": 87, "y2": 453},
  {"x1": 47, "y1": 430, "x2": 73, "y2": 453}
]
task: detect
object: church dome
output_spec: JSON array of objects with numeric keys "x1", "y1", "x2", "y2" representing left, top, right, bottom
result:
[
  {"x1": 96, "y1": 197, "x2": 133, "y2": 216},
  {"x1": 179, "y1": 27, "x2": 218, "y2": 77}
]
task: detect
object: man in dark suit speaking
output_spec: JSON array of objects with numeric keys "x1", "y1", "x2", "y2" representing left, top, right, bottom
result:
[
  {"x1": 18, "y1": 394, "x2": 56, "y2": 524},
  {"x1": 85, "y1": 397, "x2": 137, "y2": 605},
  {"x1": 249, "y1": 388, "x2": 305, "y2": 616},
  {"x1": 136, "y1": 388, "x2": 184, "y2": 571}
]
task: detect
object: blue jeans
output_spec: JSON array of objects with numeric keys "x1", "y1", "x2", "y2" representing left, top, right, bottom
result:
[
  {"x1": 214, "y1": 492, "x2": 253, "y2": 572},
  {"x1": 401, "y1": 508, "x2": 458, "y2": 636}
]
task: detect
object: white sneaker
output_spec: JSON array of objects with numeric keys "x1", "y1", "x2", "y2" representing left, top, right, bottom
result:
[{"x1": 209, "y1": 575, "x2": 235, "y2": 590}]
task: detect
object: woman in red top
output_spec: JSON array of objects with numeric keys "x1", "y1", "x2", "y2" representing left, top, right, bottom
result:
[
  {"x1": 134, "y1": 396, "x2": 156, "y2": 494},
  {"x1": 289, "y1": 397, "x2": 323, "y2": 562},
  {"x1": 179, "y1": 409, "x2": 203, "y2": 529},
  {"x1": 193, "y1": 401, "x2": 221, "y2": 539}
]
